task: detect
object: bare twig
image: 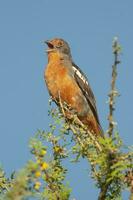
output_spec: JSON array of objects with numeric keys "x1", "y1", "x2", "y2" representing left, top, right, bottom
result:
[
  {"x1": 58, "y1": 91, "x2": 66, "y2": 117},
  {"x1": 107, "y1": 37, "x2": 121, "y2": 137}
]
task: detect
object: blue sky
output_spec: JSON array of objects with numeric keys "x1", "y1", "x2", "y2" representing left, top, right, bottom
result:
[{"x1": 0, "y1": 0, "x2": 133, "y2": 199}]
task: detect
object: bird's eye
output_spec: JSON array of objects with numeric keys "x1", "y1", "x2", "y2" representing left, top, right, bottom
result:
[{"x1": 56, "y1": 41, "x2": 63, "y2": 48}]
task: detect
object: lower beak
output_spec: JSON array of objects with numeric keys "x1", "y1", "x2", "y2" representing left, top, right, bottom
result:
[{"x1": 45, "y1": 48, "x2": 54, "y2": 52}]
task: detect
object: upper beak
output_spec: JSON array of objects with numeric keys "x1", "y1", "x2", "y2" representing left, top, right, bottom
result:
[{"x1": 45, "y1": 40, "x2": 54, "y2": 49}]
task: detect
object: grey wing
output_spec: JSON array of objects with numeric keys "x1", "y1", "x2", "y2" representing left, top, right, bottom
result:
[{"x1": 72, "y1": 62, "x2": 101, "y2": 126}]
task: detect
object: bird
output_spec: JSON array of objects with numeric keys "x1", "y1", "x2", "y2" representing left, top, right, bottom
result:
[{"x1": 44, "y1": 38, "x2": 103, "y2": 136}]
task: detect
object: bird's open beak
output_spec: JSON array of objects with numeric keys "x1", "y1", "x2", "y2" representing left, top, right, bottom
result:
[{"x1": 45, "y1": 40, "x2": 54, "y2": 52}]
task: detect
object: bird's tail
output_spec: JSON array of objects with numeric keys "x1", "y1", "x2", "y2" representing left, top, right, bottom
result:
[{"x1": 79, "y1": 114, "x2": 104, "y2": 137}]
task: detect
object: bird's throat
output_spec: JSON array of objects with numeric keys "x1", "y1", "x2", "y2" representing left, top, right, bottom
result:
[{"x1": 47, "y1": 51, "x2": 63, "y2": 63}]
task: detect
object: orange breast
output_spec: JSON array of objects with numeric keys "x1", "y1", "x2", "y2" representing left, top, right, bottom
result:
[{"x1": 45, "y1": 58, "x2": 88, "y2": 115}]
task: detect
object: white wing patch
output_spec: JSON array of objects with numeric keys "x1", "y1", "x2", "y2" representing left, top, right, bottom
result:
[{"x1": 72, "y1": 65, "x2": 89, "y2": 85}]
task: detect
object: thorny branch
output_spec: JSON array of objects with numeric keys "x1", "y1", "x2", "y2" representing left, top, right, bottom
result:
[
  {"x1": 98, "y1": 38, "x2": 121, "y2": 200},
  {"x1": 107, "y1": 37, "x2": 121, "y2": 137}
]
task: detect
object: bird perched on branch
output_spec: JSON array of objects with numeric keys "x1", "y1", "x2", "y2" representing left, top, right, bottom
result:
[{"x1": 44, "y1": 38, "x2": 103, "y2": 136}]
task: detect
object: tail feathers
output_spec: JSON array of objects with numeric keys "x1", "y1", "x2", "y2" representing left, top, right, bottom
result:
[
  {"x1": 97, "y1": 124, "x2": 104, "y2": 137},
  {"x1": 79, "y1": 115, "x2": 104, "y2": 137}
]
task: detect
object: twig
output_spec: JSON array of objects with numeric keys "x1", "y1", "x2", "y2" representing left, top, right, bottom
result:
[
  {"x1": 58, "y1": 91, "x2": 66, "y2": 117},
  {"x1": 98, "y1": 184, "x2": 109, "y2": 200},
  {"x1": 107, "y1": 37, "x2": 121, "y2": 137}
]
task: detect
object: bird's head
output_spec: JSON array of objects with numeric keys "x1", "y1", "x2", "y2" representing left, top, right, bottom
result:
[{"x1": 45, "y1": 38, "x2": 72, "y2": 59}]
